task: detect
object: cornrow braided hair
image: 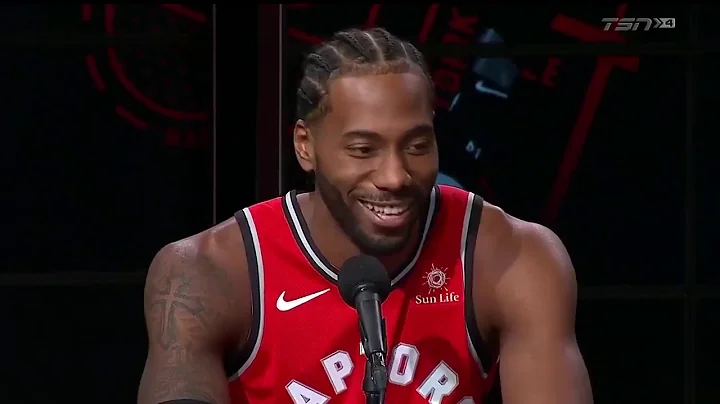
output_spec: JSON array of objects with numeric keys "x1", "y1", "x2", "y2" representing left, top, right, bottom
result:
[{"x1": 296, "y1": 27, "x2": 433, "y2": 123}]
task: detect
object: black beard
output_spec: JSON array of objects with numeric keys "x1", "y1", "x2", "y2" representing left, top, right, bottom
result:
[{"x1": 314, "y1": 168, "x2": 422, "y2": 256}]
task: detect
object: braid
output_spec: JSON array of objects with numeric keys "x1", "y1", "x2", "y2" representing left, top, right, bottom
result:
[
  {"x1": 335, "y1": 29, "x2": 372, "y2": 61},
  {"x1": 306, "y1": 53, "x2": 332, "y2": 73},
  {"x1": 296, "y1": 27, "x2": 433, "y2": 123},
  {"x1": 369, "y1": 28, "x2": 395, "y2": 59}
]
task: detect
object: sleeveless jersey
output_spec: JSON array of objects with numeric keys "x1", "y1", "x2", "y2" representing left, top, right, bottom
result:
[{"x1": 228, "y1": 185, "x2": 497, "y2": 403}]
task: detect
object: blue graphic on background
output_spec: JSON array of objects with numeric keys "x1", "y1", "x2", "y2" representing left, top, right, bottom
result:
[
  {"x1": 436, "y1": 172, "x2": 465, "y2": 189},
  {"x1": 446, "y1": 28, "x2": 520, "y2": 171},
  {"x1": 472, "y1": 29, "x2": 518, "y2": 99},
  {"x1": 450, "y1": 28, "x2": 519, "y2": 111}
]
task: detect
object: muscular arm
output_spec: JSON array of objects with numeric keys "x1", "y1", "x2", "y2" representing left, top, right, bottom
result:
[
  {"x1": 473, "y1": 207, "x2": 592, "y2": 404},
  {"x1": 493, "y1": 222, "x2": 591, "y2": 404},
  {"x1": 137, "y1": 235, "x2": 248, "y2": 404}
]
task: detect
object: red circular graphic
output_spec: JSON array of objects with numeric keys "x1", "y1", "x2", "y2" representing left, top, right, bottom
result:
[{"x1": 82, "y1": 4, "x2": 210, "y2": 147}]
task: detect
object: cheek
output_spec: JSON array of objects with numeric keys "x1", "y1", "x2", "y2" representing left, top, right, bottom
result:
[
  {"x1": 408, "y1": 154, "x2": 439, "y2": 181},
  {"x1": 327, "y1": 153, "x2": 375, "y2": 182},
  {"x1": 317, "y1": 158, "x2": 364, "y2": 196}
]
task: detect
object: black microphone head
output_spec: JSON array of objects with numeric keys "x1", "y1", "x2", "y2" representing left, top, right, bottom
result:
[{"x1": 338, "y1": 255, "x2": 391, "y2": 306}]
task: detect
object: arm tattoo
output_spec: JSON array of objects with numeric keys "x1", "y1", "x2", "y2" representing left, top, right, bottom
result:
[
  {"x1": 146, "y1": 254, "x2": 229, "y2": 349},
  {"x1": 140, "y1": 246, "x2": 234, "y2": 404},
  {"x1": 149, "y1": 345, "x2": 218, "y2": 403}
]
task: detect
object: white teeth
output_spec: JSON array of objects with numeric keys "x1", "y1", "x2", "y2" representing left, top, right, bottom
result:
[{"x1": 360, "y1": 202, "x2": 409, "y2": 216}]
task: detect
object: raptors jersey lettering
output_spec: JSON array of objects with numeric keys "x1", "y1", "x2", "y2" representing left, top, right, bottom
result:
[{"x1": 229, "y1": 185, "x2": 497, "y2": 403}]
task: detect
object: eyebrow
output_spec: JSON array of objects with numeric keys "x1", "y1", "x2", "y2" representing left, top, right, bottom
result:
[{"x1": 341, "y1": 123, "x2": 434, "y2": 140}]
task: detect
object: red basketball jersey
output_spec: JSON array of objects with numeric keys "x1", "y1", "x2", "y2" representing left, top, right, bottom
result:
[{"x1": 228, "y1": 185, "x2": 497, "y2": 403}]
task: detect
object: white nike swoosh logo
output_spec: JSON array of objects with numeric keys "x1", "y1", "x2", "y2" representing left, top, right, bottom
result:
[
  {"x1": 475, "y1": 80, "x2": 509, "y2": 99},
  {"x1": 276, "y1": 288, "x2": 331, "y2": 312}
]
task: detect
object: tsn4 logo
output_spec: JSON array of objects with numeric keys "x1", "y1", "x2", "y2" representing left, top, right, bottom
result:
[
  {"x1": 285, "y1": 343, "x2": 478, "y2": 404},
  {"x1": 601, "y1": 17, "x2": 676, "y2": 31}
]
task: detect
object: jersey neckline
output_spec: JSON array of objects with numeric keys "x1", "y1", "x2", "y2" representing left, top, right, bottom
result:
[{"x1": 281, "y1": 186, "x2": 440, "y2": 288}]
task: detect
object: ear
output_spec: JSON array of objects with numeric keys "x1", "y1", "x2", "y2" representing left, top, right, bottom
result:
[{"x1": 293, "y1": 119, "x2": 315, "y2": 173}]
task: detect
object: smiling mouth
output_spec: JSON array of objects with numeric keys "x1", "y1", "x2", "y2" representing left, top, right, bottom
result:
[{"x1": 358, "y1": 200, "x2": 411, "y2": 219}]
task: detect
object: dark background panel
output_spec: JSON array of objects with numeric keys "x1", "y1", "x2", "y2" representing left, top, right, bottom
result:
[
  {"x1": 695, "y1": 56, "x2": 719, "y2": 285},
  {"x1": 698, "y1": 5, "x2": 720, "y2": 43},
  {"x1": 0, "y1": 285, "x2": 147, "y2": 403},
  {"x1": 0, "y1": 6, "x2": 263, "y2": 404},
  {"x1": 696, "y1": 300, "x2": 720, "y2": 403},
  {"x1": 557, "y1": 55, "x2": 686, "y2": 286},
  {"x1": 576, "y1": 299, "x2": 685, "y2": 404},
  {"x1": 1, "y1": 4, "x2": 214, "y2": 274},
  {"x1": 214, "y1": 5, "x2": 260, "y2": 219}
]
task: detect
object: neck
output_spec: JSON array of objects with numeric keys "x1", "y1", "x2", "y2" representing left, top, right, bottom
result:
[{"x1": 300, "y1": 191, "x2": 420, "y2": 277}]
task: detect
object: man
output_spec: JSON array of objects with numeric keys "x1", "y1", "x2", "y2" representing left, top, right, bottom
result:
[{"x1": 138, "y1": 28, "x2": 592, "y2": 404}]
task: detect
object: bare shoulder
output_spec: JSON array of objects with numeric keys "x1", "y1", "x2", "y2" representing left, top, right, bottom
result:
[
  {"x1": 146, "y1": 217, "x2": 249, "y2": 295},
  {"x1": 144, "y1": 217, "x2": 251, "y2": 347},
  {"x1": 473, "y1": 201, "x2": 577, "y2": 329},
  {"x1": 474, "y1": 201, "x2": 572, "y2": 280}
]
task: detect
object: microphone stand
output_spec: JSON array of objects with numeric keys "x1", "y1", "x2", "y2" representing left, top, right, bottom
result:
[
  {"x1": 360, "y1": 314, "x2": 388, "y2": 404},
  {"x1": 363, "y1": 351, "x2": 387, "y2": 404}
]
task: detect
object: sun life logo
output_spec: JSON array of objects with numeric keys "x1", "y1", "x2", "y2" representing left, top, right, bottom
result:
[{"x1": 423, "y1": 264, "x2": 449, "y2": 294}]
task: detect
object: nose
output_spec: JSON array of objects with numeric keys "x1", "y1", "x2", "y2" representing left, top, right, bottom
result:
[{"x1": 372, "y1": 151, "x2": 411, "y2": 191}]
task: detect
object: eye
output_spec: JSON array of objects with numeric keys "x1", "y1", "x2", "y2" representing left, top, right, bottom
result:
[
  {"x1": 346, "y1": 145, "x2": 375, "y2": 158},
  {"x1": 407, "y1": 141, "x2": 431, "y2": 155}
]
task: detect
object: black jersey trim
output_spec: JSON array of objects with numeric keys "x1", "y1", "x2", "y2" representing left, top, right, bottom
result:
[
  {"x1": 281, "y1": 186, "x2": 441, "y2": 289},
  {"x1": 225, "y1": 208, "x2": 265, "y2": 380},
  {"x1": 461, "y1": 192, "x2": 495, "y2": 376}
]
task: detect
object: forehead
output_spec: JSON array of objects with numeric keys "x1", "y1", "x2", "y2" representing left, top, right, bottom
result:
[{"x1": 323, "y1": 72, "x2": 432, "y2": 133}]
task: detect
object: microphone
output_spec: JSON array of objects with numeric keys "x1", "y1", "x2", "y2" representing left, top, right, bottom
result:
[{"x1": 338, "y1": 255, "x2": 391, "y2": 402}]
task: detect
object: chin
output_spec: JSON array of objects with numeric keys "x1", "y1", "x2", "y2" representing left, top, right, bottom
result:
[
  {"x1": 360, "y1": 240, "x2": 407, "y2": 257},
  {"x1": 353, "y1": 226, "x2": 411, "y2": 256}
]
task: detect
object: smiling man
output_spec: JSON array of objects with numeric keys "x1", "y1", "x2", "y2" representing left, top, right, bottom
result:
[{"x1": 138, "y1": 28, "x2": 593, "y2": 404}]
